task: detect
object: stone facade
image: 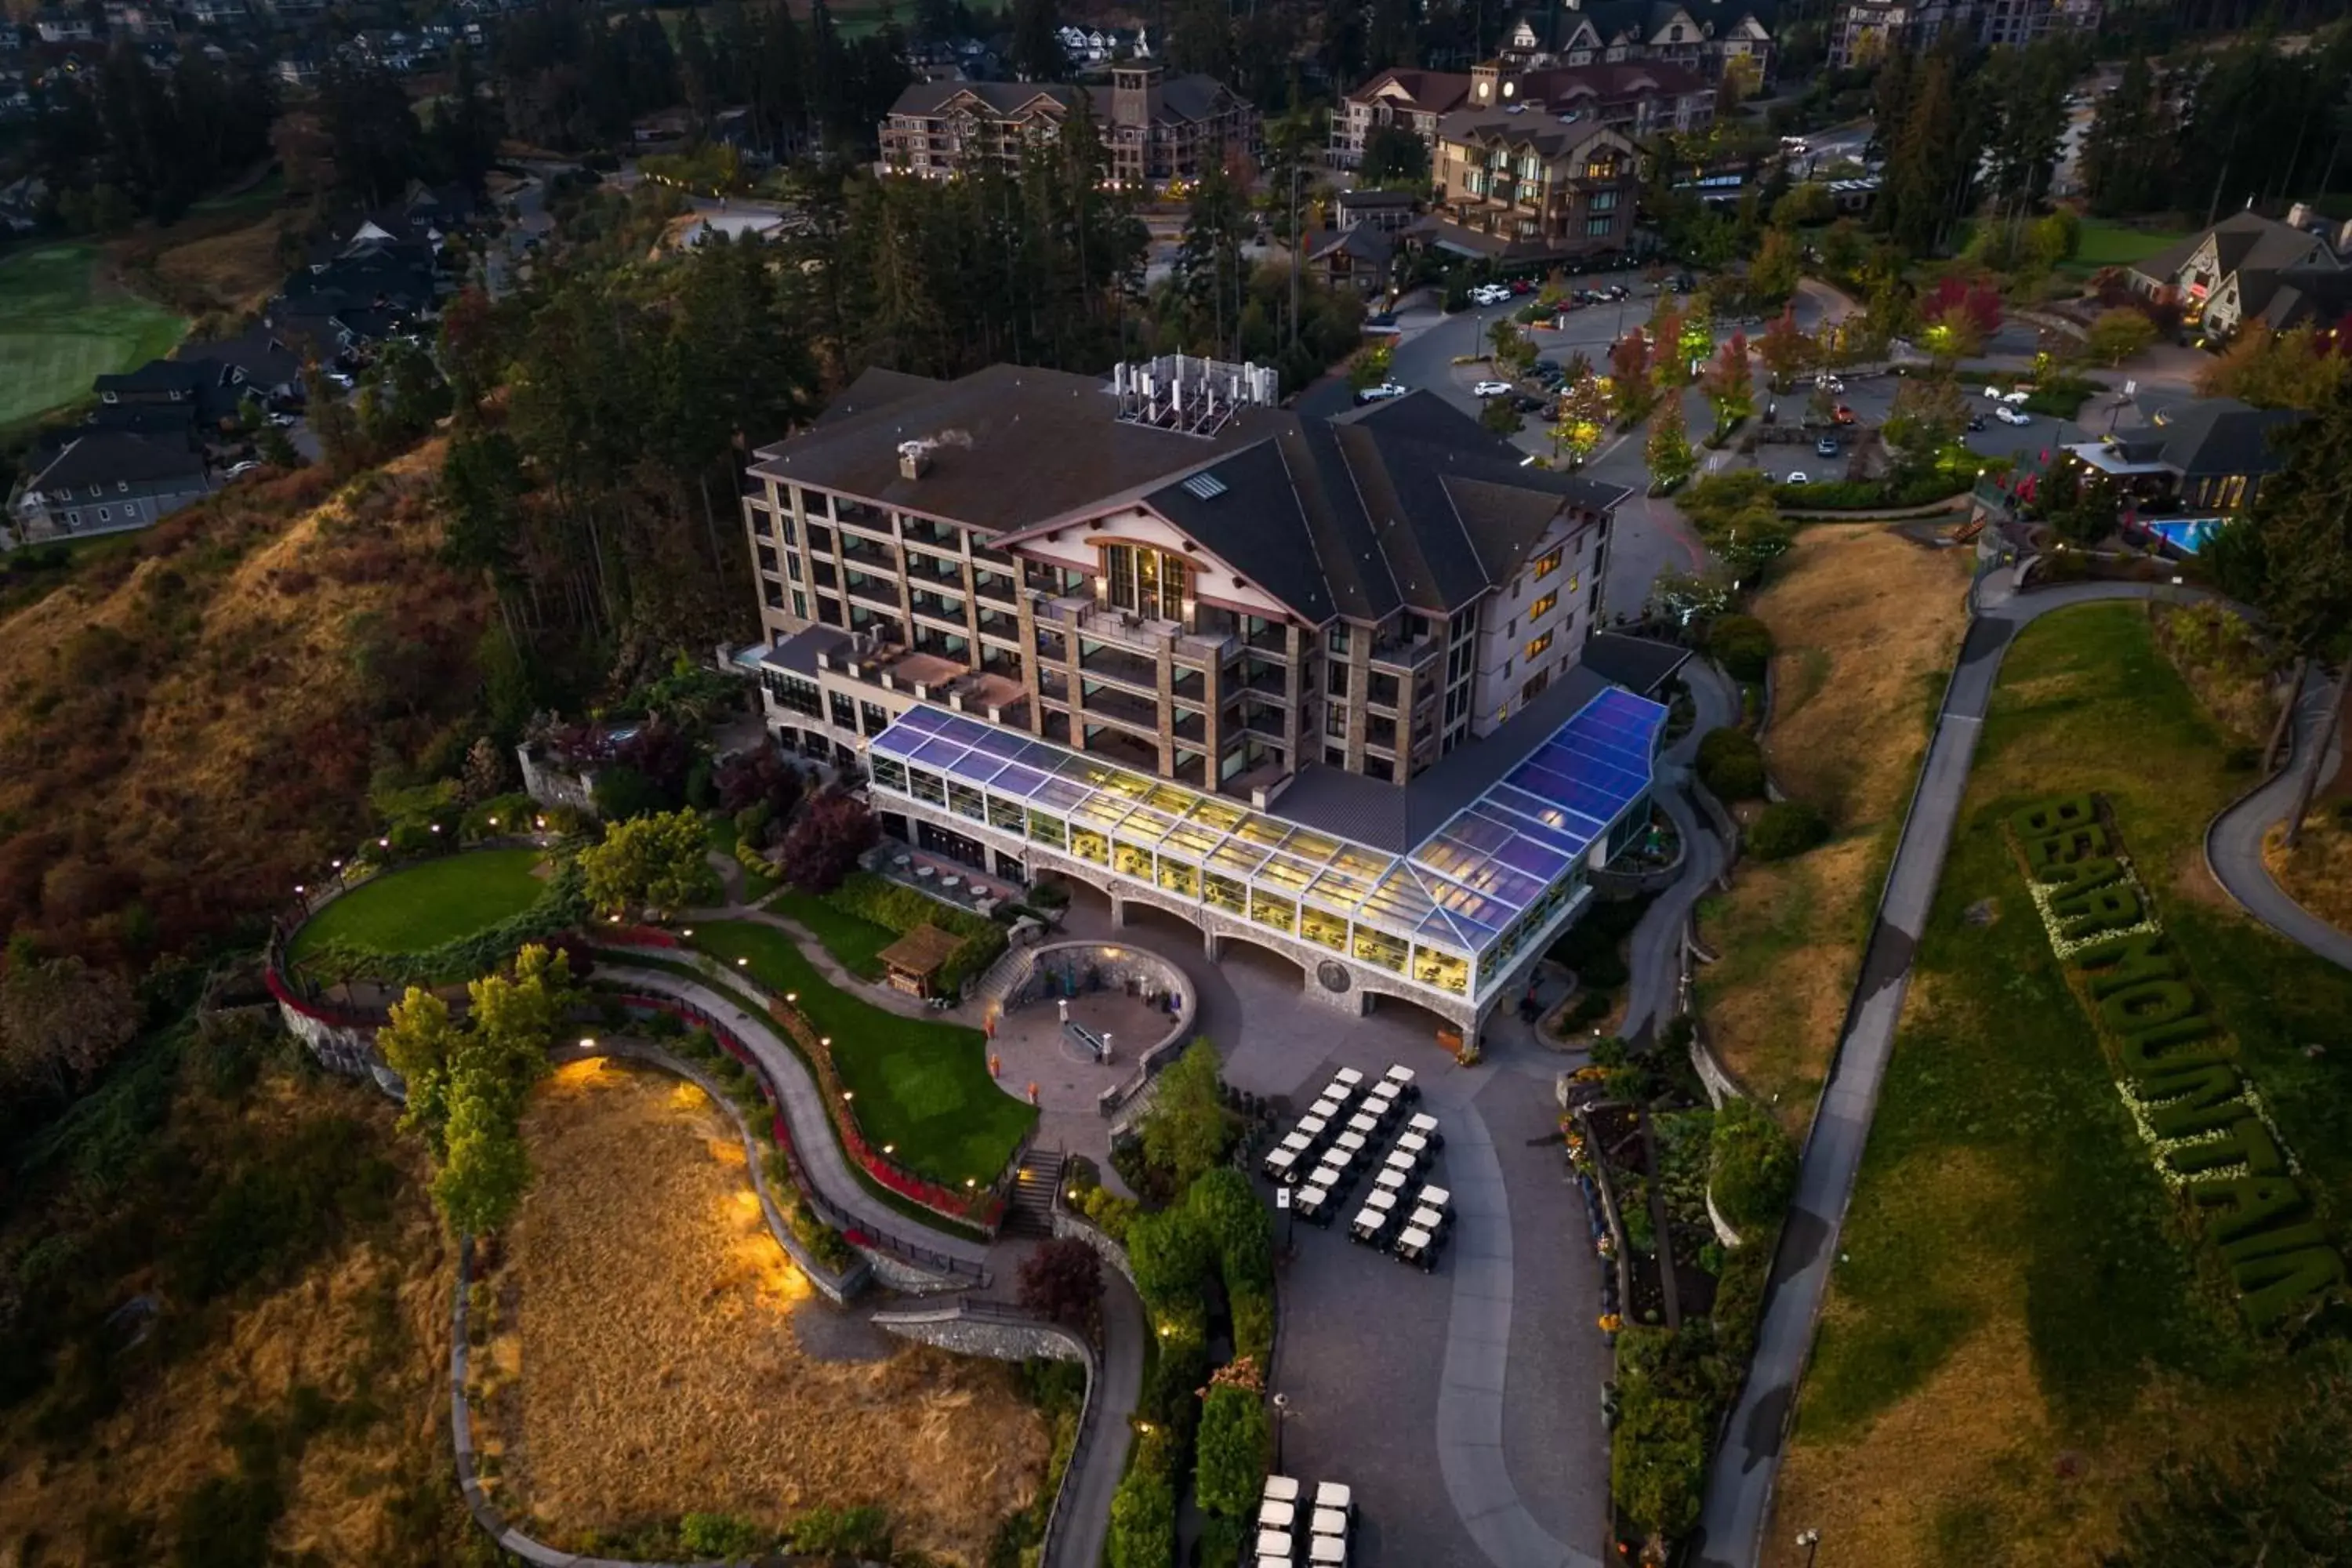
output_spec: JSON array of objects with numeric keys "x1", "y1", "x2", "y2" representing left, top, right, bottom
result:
[
  {"x1": 872, "y1": 1303, "x2": 1092, "y2": 1365},
  {"x1": 855, "y1": 1244, "x2": 970, "y2": 1297},
  {"x1": 515, "y1": 742, "x2": 598, "y2": 817}
]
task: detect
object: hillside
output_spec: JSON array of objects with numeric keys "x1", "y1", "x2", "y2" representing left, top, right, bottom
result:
[{"x1": 0, "y1": 444, "x2": 495, "y2": 963}]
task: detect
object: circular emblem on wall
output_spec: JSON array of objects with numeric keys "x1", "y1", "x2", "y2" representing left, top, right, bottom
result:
[{"x1": 1317, "y1": 960, "x2": 1352, "y2": 994}]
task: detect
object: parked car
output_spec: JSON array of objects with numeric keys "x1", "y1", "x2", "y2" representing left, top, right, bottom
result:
[
  {"x1": 1815, "y1": 436, "x2": 1839, "y2": 456},
  {"x1": 1816, "y1": 375, "x2": 1846, "y2": 394},
  {"x1": 1784, "y1": 471, "x2": 1810, "y2": 485},
  {"x1": 1965, "y1": 413, "x2": 1987, "y2": 433},
  {"x1": 1995, "y1": 405, "x2": 2032, "y2": 426},
  {"x1": 1472, "y1": 379, "x2": 1515, "y2": 397},
  {"x1": 1512, "y1": 394, "x2": 1547, "y2": 413},
  {"x1": 1470, "y1": 284, "x2": 1512, "y2": 307},
  {"x1": 1509, "y1": 278, "x2": 1534, "y2": 294},
  {"x1": 1984, "y1": 385, "x2": 2031, "y2": 403},
  {"x1": 1832, "y1": 404, "x2": 1858, "y2": 425},
  {"x1": 267, "y1": 411, "x2": 299, "y2": 426},
  {"x1": 1356, "y1": 381, "x2": 1410, "y2": 404}
]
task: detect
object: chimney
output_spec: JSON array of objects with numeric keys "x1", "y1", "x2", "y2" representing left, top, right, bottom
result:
[{"x1": 898, "y1": 440, "x2": 930, "y2": 481}]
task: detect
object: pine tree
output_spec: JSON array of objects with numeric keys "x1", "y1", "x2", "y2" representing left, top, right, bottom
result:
[{"x1": 1010, "y1": 0, "x2": 1066, "y2": 82}]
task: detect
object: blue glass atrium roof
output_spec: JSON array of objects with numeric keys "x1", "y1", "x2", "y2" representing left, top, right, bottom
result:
[{"x1": 866, "y1": 685, "x2": 1666, "y2": 961}]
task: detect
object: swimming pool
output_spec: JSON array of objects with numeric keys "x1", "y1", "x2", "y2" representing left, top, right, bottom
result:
[{"x1": 2146, "y1": 517, "x2": 2225, "y2": 554}]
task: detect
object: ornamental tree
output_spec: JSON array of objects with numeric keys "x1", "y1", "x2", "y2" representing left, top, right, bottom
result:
[
  {"x1": 1017, "y1": 1236, "x2": 1103, "y2": 1338},
  {"x1": 779, "y1": 790, "x2": 880, "y2": 895},
  {"x1": 579, "y1": 806, "x2": 719, "y2": 916},
  {"x1": 1646, "y1": 394, "x2": 1694, "y2": 491},
  {"x1": 1699, "y1": 330, "x2": 1754, "y2": 434},
  {"x1": 1757, "y1": 307, "x2": 1810, "y2": 390},
  {"x1": 1552, "y1": 374, "x2": 1611, "y2": 466},
  {"x1": 1608, "y1": 332, "x2": 1656, "y2": 423}
]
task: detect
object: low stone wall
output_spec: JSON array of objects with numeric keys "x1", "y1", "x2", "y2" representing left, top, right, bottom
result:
[
  {"x1": 872, "y1": 1302, "x2": 1091, "y2": 1365},
  {"x1": 1000, "y1": 940, "x2": 1195, "y2": 1118},
  {"x1": 1687, "y1": 1026, "x2": 1744, "y2": 1111},
  {"x1": 855, "y1": 1244, "x2": 969, "y2": 1298},
  {"x1": 1050, "y1": 1203, "x2": 1140, "y2": 1295}
]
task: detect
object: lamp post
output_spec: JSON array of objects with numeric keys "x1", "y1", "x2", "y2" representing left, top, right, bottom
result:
[
  {"x1": 1272, "y1": 1392, "x2": 1292, "y2": 1472},
  {"x1": 1797, "y1": 1528, "x2": 1821, "y2": 1568}
]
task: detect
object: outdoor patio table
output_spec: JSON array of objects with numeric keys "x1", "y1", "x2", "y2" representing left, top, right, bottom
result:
[
  {"x1": 1330, "y1": 1067, "x2": 1364, "y2": 1088},
  {"x1": 1383, "y1": 1149, "x2": 1418, "y2": 1174},
  {"x1": 1256, "y1": 1530, "x2": 1294, "y2": 1560},
  {"x1": 1406, "y1": 1112, "x2": 1442, "y2": 1146},
  {"x1": 1258, "y1": 1499, "x2": 1296, "y2": 1531},
  {"x1": 1309, "y1": 1098, "x2": 1341, "y2": 1120},
  {"x1": 1314, "y1": 1482, "x2": 1352, "y2": 1513},
  {"x1": 916, "y1": 865, "x2": 935, "y2": 879},
  {"x1": 1307, "y1": 1533, "x2": 1346, "y2": 1565},
  {"x1": 1396, "y1": 1225, "x2": 1437, "y2": 1271},
  {"x1": 1258, "y1": 1558, "x2": 1294, "y2": 1568},
  {"x1": 1416, "y1": 1185, "x2": 1450, "y2": 1210},
  {"x1": 940, "y1": 875, "x2": 960, "y2": 890},
  {"x1": 1319, "y1": 1078, "x2": 1354, "y2": 1102},
  {"x1": 1311, "y1": 1508, "x2": 1348, "y2": 1539},
  {"x1": 1294, "y1": 1183, "x2": 1332, "y2": 1224},
  {"x1": 1263, "y1": 1475, "x2": 1301, "y2": 1503},
  {"x1": 1373, "y1": 1167, "x2": 1406, "y2": 1193}
]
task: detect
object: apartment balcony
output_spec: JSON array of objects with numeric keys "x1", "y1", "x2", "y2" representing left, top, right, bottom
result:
[
  {"x1": 905, "y1": 552, "x2": 963, "y2": 588},
  {"x1": 1235, "y1": 703, "x2": 1289, "y2": 739},
  {"x1": 1077, "y1": 641, "x2": 1159, "y2": 694},
  {"x1": 840, "y1": 535, "x2": 896, "y2": 572},
  {"x1": 844, "y1": 575, "x2": 901, "y2": 614},
  {"x1": 1239, "y1": 661, "x2": 1290, "y2": 700},
  {"x1": 909, "y1": 590, "x2": 967, "y2": 626},
  {"x1": 1080, "y1": 681, "x2": 1160, "y2": 735},
  {"x1": 975, "y1": 607, "x2": 1019, "y2": 642},
  {"x1": 1369, "y1": 633, "x2": 1443, "y2": 673},
  {"x1": 1080, "y1": 724, "x2": 1162, "y2": 775},
  {"x1": 902, "y1": 518, "x2": 960, "y2": 550},
  {"x1": 1243, "y1": 622, "x2": 1293, "y2": 658},
  {"x1": 973, "y1": 570, "x2": 1018, "y2": 605},
  {"x1": 1037, "y1": 596, "x2": 1235, "y2": 664},
  {"x1": 1171, "y1": 706, "x2": 1207, "y2": 746},
  {"x1": 1038, "y1": 668, "x2": 1070, "y2": 704},
  {"x1": 837, "y1": 510, "x2": 896, "y2": 544}
]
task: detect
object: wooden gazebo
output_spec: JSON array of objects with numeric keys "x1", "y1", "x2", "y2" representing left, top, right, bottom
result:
[{"x1": 878, "y1": 924, "x2": 963, "y2": 1000}]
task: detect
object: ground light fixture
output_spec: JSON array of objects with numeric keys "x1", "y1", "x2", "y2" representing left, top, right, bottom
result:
[
  {"x1": 1797, "y1": 1528, "x2": 1821, "y2": 1568},
  {"x1": 883, "y1": 1143, "x2": 895, "y2": 1154},
  {"x1": 579, "y1": 1037, "x2": 596, "y2": 1050},
  {"x1": 737, "y1": 956, "x2": 750, "y2": 967}
]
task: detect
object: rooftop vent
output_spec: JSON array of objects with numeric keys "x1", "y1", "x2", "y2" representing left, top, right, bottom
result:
[{"x1": 1113, "y1": 354, "x2": 1280, "y2": 438}]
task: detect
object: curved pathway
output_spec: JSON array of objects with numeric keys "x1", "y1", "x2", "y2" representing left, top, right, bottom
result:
[
  {"x1": 1623, "y1": 656, "x2": 1740, "y2": 1042},
  {"x1": 2204, "y1": 670, "x2": 2352, "y2": 970},
  {"x1": 1691, "y1": 576, "x2": 2245, "y2": 1566}
]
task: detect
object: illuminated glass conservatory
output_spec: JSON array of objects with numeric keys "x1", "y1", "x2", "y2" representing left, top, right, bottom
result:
[{"x1": 865, "y1": 688, "x2": 1668, "y2": 1020}]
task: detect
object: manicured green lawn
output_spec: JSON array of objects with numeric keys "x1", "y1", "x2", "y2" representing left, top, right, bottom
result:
[
  {"x1": 2065, "y1": 218, "x2": 2187, "y2": 273},
  {"x1": 687, "y1": 920, "x2": 1034, "y2": 1188},
  {"x1": 0, "y1": 244, "x2": 187, "y2": 431},
  {"x1": 762, "y1": 887, "x2": 896, "y2": 979},
  {"x1": 703, "y1": 812, "x2": 779, "y2": 902},
  {"x1": 1799, "y1": 604, "x2": 2352, "y2": 1448},
  {"x1": 287, "y1": 848, "x2": 550, "y2": 966}
]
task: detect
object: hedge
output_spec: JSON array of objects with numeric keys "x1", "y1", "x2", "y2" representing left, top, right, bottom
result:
[
  {"x1": 823, "y1": 870, "x2": 1009, "y2": 997},
  {"x1": 1709, "y1": 1098, "x2": 1798, "y2": 1234},
  {"x1": 1707, "y1": 614, "x2": 1773, "y2": 683},
  {"x1": 1695, "y1": 728, "x2": 1767, "y2": 801},
  {"x1": 1107, "y1": 1464, "x2": 1178, "y2": 1568},
  {"x1": 1748, "y1": 800, "x2": 1830, "y2": 861}
]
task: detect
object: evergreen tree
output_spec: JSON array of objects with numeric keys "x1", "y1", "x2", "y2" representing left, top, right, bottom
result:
[
  {"x1": 1010, "y1": 0, "x2": 1067, "y2": 82},
  {"x1": 435, "y1": 43, "x2": 502, "y2": 194},
  {"x1": 677, "y1": 9, "x2": 720, "y2": 134}
]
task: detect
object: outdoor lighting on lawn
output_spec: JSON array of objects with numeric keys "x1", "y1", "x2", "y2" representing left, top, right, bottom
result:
[
  {"x1": 965, "y1": 1178, "x2": 976, "y2": 1189},
  {"x1": 1272, "y1": 1392, "x2": 1293, "y2": 1471},
  {"x1": 843, "y1": 1091, "x2": 854, "y2": 1102},
  {"x1": 579, "y1": 1036, "x2": 597, "y2": 1049},
  {"x1": 430, "y1": 823, "x2": 441, "y2": 833},
  {"x1": 1797, "y1": 1530, "x2": 1821, "y2": 1568},
  {"x1": 535, "y1": 816, "x2": 546, "y2": 829},
  {"x1": 820, "y1": 1036, "x2": 831, "y2": 1047},
  {"x1": 682, "y1": 927, "x2": 694, "y2": 937},
  {"x1": 883, "y1": 1143, "x2": 895, "y2": 1154},
  {"x1": 737, "y1": 956, "x2": 750, "y2": 967},
  {"x1": 332, "y1": 859, "x2": 343, "y2": 869},
  {"x1": 1137, "y1": 1421, "x2": 1153, "y2": 1435},
  {"x1": 295, "y1": 884, "x2": 304, "y2": 894},
  {"x1": 488, "y1": 816, "x2": 499, "y2": 827}
]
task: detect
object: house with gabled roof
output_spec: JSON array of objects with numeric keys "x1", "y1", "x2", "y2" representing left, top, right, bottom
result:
[{"x1": 2129, "y1": 209, "x2": 2344, "y2": 342}]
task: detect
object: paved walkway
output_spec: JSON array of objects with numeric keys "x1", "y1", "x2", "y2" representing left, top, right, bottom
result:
[
  {"x1": 1054, "y1": 1269, "x2": 1145, "y2": 1568},
  {"x1": 1691, "y1": 575, "x2": 2244, "y2": 1566},
  {"x1": 2204, "y1": 668, "x2": 2352, "y2": 971},
  {"x1": 1623, "y1": 657, "x2": 1740, "y2": 1042}
]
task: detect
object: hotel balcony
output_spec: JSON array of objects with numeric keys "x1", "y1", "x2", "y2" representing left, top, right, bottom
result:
[
  {"x1": 1037, "y1": 596, "x2": 1234, "y2": 665},
  {"x1": 1077, "y1": 640, "x2": 1159, "y2": 693},
  {"x1": 1080, "y1": 681, "x2": 1160, "y2": 734}
]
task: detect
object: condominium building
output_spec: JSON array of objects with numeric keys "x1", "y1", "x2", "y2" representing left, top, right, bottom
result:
[
  {"x1": 1497, "y1": 1, "x2": 1779, "y2": 87},
  {"x1": 1333, "y1": 58, "x2": 1712, "y2": 171},
  {"x1": 1425, "y1": 111, "x2": 1642, "y2": 263},
  {"x1": 1827, "y1": 0, "x2": 2097, "y2": 67},
  {"x1": 738, "y1": 358, "x2": 1678, "y2": 1033},
  {"x1": 880, "y1": 63, "x2": 1258, "y2": 186}
]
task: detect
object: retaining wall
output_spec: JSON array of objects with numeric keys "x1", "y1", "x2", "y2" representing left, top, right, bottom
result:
[
  {"x1": 873, "y1": 1304, "x2": 1091, "y2": 1364},
  {"x1": 1050, "y1": 1204, "x2": 1141, "y2": 1295}
]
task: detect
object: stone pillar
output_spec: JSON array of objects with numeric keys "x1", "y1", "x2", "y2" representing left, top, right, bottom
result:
[
  {"x1": 1202, "y1": 927, "x2": 1223, "y2": 960},
  {"x1": 1109, "y1": 892, "x2": 1130, "y2": 929}
]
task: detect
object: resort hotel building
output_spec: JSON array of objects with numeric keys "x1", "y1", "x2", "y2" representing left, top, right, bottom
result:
[{"x1": 737, "y1": 357, "x2": 1681, "y2": 1037}]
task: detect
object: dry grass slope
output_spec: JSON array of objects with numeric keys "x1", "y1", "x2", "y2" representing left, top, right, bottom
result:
[
  {"x1": 1697, "y1": 525, "x2": 1973, "y2": 1127},
  {"x1": 483, "y1": 1060, "x2": 1046, "y2": 1565},
  {"x1": 0, "y1": 443, "x2": 491, "y2": 959}
]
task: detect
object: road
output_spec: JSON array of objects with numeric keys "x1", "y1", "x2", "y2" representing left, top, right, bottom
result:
[{"x1": 2204, "y1": 670, "x2": 2352, "y2": 970}]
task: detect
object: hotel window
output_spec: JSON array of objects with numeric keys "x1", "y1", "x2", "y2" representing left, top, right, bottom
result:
[
  {"x1": 1587, "y1": 216, "x2": 1615, "y2": 237},
  {"x1": 1532, "y1": 547, "x2": 1563, "y2": 579},
  {"x1": 1566, "y1": 574, "x2": 1580, "y2": 596},
  {"x1": 1102, "y1": 542, "x2": 1188, "y2": 622},
  {"x1": 1519, "y1": 154, "x2": 1540, "y2": 180},
  {"x1": 1530, "y1": 590, "x2": 1559, "y2": 619},
  {"x1": 1525, "y1": 630, "x2": 1555, "y2": 661},
  {"x1": 1590, "y1": 190, "x2": 1618, "y2": 212},
  {"x1": 1465, "y1": 170, "x2": 1486, "y2": 197},
  {"x1": 1583, "y1": 157, "x2": 1618, "y2": 180}
]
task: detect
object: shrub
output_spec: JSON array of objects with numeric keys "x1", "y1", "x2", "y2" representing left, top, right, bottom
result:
[
  {"x1": 786, "y1": 1504, "x2": 891, "y2": 1559},
  {"x1": 1710, "y1": 1098, "x2": 1798, "y2": 1232},
  {"x1": 1079, "y1": 1185, "x2": 1139, "y2": 1241},
  {"x1": 590, "y1": 764, "x2": 662, "y2": 822},
  {"x1": 779, "y1": 790, "x2": 880, "y2": 894},
  {"x1": 1187, "y1": 1167, "x2": 1274, "y2": 1292},
  {"x1": 1017, "y1": 1236, "x2": 1104, "y2": 1339},
  {"x1": 460, "y1": 791, "x2": 535, "y2": 841},
  {"x1": 680, "y1": 1512, "x2": 771, "y2": 1559},
  {"x1": 1229, "y1": 1285, "x2": 1275, "y2": 1368},
  {"x1": 1748, "y1": 800, "x2": 1830, "y2": 861},
  {"x1": 1707, "y1": 614, "x2": 1774, "y2": 683},
  {"x1": 1194, "y1": 1384, "x2": 1270, "y2": 1519},
  {"x1": 1107, "y1": 1465, "x2": 1177, "y2": 1568},
  {"x1": 1126, "y1": 1205, "x2": 1214, "y2": 1304},
  {"x1": 1695, "y1": 728, "x2": 1766, "y2": 800},
  {"x1": 1610, "y1": 1327, "x2": 1713, "y2": 1543}
]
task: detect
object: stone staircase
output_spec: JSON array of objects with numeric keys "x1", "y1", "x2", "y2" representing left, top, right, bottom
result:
[
  {"x1": 1004, "y1": 1151, "x2": 1064, "y2": 1238},
  {"x1": 971, "y1": 942, "x2": 1033, "y2": 1009}
]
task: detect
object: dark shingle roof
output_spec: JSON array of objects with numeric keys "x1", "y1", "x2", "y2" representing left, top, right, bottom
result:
[
  {"x1": 887, "y1": 79, "x2": 1078, "y2": 118},
  {"x1": 2154, "y1": 398, "x2": 2305, "y2": 480},
  {"x1": 2133, "y1": 210, "x2": 2336, "y2": 293},
  {"x1": 1155, "y1": 73, "x2": 1240, "y2": 123},
  {"x1": 28, "y1": 430, "x2": 207, "y2": 492},
  {"x1": 1344, "y1": 67, "x2": 1474, "y2": 114}
]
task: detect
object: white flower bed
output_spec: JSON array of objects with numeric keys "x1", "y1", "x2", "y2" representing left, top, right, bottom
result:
[{"x1": 2024, "y1": 852, "x2": 2161, "y2": 959}]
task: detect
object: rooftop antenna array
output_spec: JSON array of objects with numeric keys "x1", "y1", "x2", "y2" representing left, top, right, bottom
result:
[{"x1": 1112, "y1": 354, "x2": 1280, "y2": 437}]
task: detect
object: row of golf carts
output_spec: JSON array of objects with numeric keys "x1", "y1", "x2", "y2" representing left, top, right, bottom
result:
[
  {"x1": 1257, "y1": 1476, "x2": 1353, "y2": 1566},
  {"x1": 1260, "y1": 1063, "x2": 1454, "y2": 1271}
]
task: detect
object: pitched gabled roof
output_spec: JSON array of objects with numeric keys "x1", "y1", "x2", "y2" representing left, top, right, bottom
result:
[
  {"x1": 1435, "y1": 110, "x2": 1635, "y2": 162},
  {"x1": 2133, "y1": 209, "x2": 2337, "y2": 291},
  {"x1": 2153, "y1": 398, "x2": 2306, "y2": 480},
  {"x1": 888, "y1": 78, "x2": 1079, "y2": 119},
  {"x1": 1156, "y1": 73, "x2": 1242, "y2": 122},
  {"x1": 27, "y1": 430, "x2": 207, "y2": 492},
  {"x1": 1345, "y1": 67, "x2": 1475, "y2": 114}
]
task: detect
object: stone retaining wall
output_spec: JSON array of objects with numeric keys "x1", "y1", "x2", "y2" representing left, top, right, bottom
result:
[
  {"x1": 1050, "y1": 1204, "x2": 1140, "y2": 1294},
  {"x1": 855, "y1": 1244, "x2": 970, "y2": 1297},
  {"x1": 1001, "y1": 940, "x2": 1195, "y2": 1118},
  {"x1": 871, "y1": 1305, "x2": 1091, "y2": 1365}
]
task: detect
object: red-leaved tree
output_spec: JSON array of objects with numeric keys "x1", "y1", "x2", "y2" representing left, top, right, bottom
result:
[
  {"x1": 779, "y1": 790, "x2": 880, "y2": 894},
  {"x1": 1017, "y1": 1236, "x2": 1103, "y2": 1339}
]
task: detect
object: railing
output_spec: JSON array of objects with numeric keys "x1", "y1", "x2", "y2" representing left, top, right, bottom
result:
[{"x1": 1041, "y1": 597, "x2": 1233, "y2": 662}]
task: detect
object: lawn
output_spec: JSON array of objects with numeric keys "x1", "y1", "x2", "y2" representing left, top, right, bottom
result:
[
  {"x1": 287, "y1": 848, "x2": 550, "y2": 967},
  {"x1": 2065, "y1": 218, "x2": 2187, "y2": 273},
  {"x1": 686, "y1": 920, "x2": 1034, "y2": 1189},
  {"x1": 0, "y1": 243, "x2": 187, "y2": 430},
  {"x1": 703, "y1": 812, "x2": 780, "y2": 902},
  {"x1": 762, "y1": 886, "x2": 896, "y2": 980},
  {"x1": 1768, "y1": 603, "x2": 2352, "y2": 1567}
]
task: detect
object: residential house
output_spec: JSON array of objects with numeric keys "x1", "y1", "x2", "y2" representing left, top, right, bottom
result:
[
  {"x1": 1498, "y1": 1, "x2": 1777, "y2": 89},
  {"x1": 2128, "y1": 209, "x2": 2343, "y2": 340},
  {"x1": 2060, "y1": 397, "x2": 2307, "y2": 514},
  {"x1": 181, "y1": 324, "x2": 307, "y2": 404},
  {"x1": 0, "y1": 22, "x2": 22, "y2": 49},
  {"x1": 187, "y1": 0, "x2": 249, "y2": 24},
  {"x1": 738, "y1": 357, "x2": 1668, "y2": 1035},
  {"x1": 1305, "y1": 223, "x2": 1396, "y2": 296},
  {"x1": 12, "y1": 432, "x2": 212, "y2": 543},
  {"x1": 1054, "y1": 22, "x2": 1149, "y2": 65},
  {"x1": 276, "y1": 49, "x2": 321, "y2": 88},
  {"x1": 33, "y1": 8, "x2": 101, "y2": 42},
  {"x1": 1421, "y1": 110, "x2": 1641, "y2": 263},
  {"x1": 880, "y1": 63, "x2": 1257, "y2": 187},
  {"x1": 1333, "y1": 188, "x2": 1422, "y2": 234}
]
